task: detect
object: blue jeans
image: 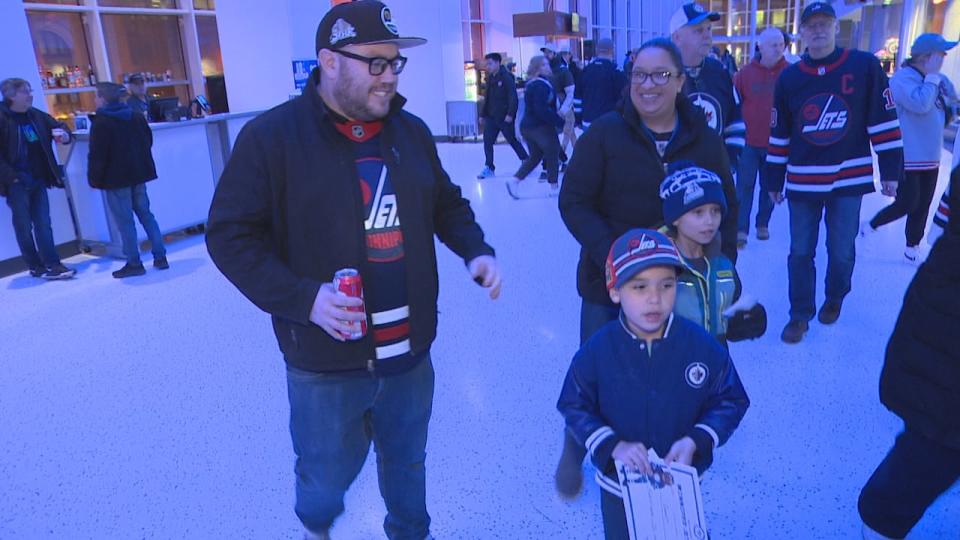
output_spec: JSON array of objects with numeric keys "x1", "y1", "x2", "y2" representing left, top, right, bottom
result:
[
  {"x1": 787, "y1": 196, "x2": 862, "y2": 321},
  {"x1": 104, "y1": 184, "x2": 166, "y2": 265},
  {"x1": 6, "y1": 181, "x2": 60, "y2": 270},
  {"x1": 580, "y1": 299, "x2": 620, "y2": 345},
  {"x1": 286, "y1": 355, "x2": 435, "y2": 539},
  {"x1": 736, "y1": 145, "x2": 775, "y2": 234}
]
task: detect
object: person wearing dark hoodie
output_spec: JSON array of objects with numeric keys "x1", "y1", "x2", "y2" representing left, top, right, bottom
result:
[
  {"x1": 88, "y1": 82, "x2": 167, "y2": 278},
  {"x1": 506, "y1": 55, "x2": 564, "y2": 198},
  {"x1": 857, "y1": 160, "x2": 960, "y2": 540},
  {"x1": 0, "y1": 77, "x2": 76, "y2": 280},
  {"x1": 555, "y1": 37, "x2": 738, "y2": 499}
]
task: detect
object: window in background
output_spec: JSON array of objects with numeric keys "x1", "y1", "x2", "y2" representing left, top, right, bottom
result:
[
  {"x1": 24, "y1": 0, "x2": 81, "y2": 5},
  {"x1": 194, "y1": 0, "x2": 216, "y2": 9},
  {"x1": 97, "y1": 0, "x2": 178, "y2": 8},
  {"x1": 27, "y1": 11, "x2": 98, "y2": 127},
  {"x1": 196, "y1": 15, "x2": 229, "y2": 113},
  {"x1": 101, "y1": 13, "x2": 189, "y2": 105},
  {"x1": 460, "y1": 0, "x2": 485, "y2": 63}
]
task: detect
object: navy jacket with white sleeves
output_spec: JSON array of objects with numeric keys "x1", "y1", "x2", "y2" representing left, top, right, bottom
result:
[{"x1": 557, "y1": 312, "x2": 750, "y2": 497}]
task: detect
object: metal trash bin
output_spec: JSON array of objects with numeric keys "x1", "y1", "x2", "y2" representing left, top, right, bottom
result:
[{"x1": 446, "y1": 101, "x2": 479, "y2": 142}]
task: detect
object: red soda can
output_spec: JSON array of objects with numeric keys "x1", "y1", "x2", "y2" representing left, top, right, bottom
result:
[{"x1": 333, "y1": 268, "x2": 367, "y2": 340}]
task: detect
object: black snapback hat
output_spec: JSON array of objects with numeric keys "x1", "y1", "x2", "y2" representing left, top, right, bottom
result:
[
  {"x1": 801, "y1": 2, "x2": 836, "y2": 24},
  {"x1": 316, "y1": 1, "x2": 426, "y2": 54}
]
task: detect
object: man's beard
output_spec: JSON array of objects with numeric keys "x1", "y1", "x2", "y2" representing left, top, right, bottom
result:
[{"x1": 332, "y1": 70, "x2": 394, "y2": 122}]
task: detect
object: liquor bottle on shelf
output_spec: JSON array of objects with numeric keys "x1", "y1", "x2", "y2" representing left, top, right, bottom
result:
[
  {"x1": 164, "y1": 69, "x2": 172, "y2": 82},
  {"x1": 39, "y1": 67, "x2": 47, "y2": 89},
  {"x1": 46, "y1": 71, "x2": 56, "y2": 89},
  {"x1": 57, "y1": 71, "x2": 68, "y2": 88},
  {"x1": 73, "y1": 66, "x2": 83, "y2": 87},
  {"x1": 87, "y1": 65, "x2": 98, "y2": 87}
]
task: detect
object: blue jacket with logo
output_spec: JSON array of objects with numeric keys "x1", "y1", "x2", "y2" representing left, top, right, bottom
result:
[
  {"x1": 557, "y1": 313, "x2": 750, "y2": 497},
  {"x1": 675, "y1": 251, "x2": 740, "y2": 342}
]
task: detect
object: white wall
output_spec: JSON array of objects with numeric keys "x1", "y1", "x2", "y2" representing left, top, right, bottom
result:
[
  {"x1": 216, "y1": 0, "x2": 296, "y2": 113},
  {"x1": 0, "y1": 2, "x2": 80, "y2": 263},
  {"x1": 276, "y1": 0, "x2": 462, "y2": 136}
]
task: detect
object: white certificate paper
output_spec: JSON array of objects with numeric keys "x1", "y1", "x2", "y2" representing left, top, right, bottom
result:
[{"x1": 615, "y1": 450, "x2": 708, "y2": 540}]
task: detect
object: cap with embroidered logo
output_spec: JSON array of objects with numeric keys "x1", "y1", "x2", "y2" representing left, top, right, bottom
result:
[
  {"x1": 605, "y1": 229, "x2": 684, "y2": 291},
  {"x1": 669, "y1": 3, "x2": 721, "y2": 34},
  {"x1": 316, "y1": 0, "x2": 426, "y2": 54},
  {"x1": 800, "y1": 2, "x2": 836, "y2": 24}
]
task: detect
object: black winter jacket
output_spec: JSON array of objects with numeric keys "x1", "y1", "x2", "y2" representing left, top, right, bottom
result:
[
  {"x1": 205, "y1": 69, "x2": 495, "y2": 374},
  {"x1": 87, "y1": 104, "x2": 158, "y2": 190},
  {"x1": 520, "y1": 77, "x2": 564, "y2": 132},
  {"x1": 481, "y1": 66, "x2": 519, "y2": 121},
  {"x1": 578, "y1": 58, "x2": 628, "y2": 124},
  {"x1": 880, "y1": 230, "x2": 960, "y2": 450},
  {"x1": 559, "y1": 95, "x2": 739, "y2": 305},
  {"x1": 0, "y1": 103, "x2": 71, "y2": 197}
]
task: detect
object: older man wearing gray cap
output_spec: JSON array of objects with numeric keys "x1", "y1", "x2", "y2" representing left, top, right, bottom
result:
[{"x1": 206, "y1": 1, "x2": 501, "y2": 538}]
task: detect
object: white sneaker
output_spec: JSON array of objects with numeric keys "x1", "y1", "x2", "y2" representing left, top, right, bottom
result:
[
  {"x1": 904, "y1": 245, "x2": 920, "y2": 264},
  {"x1": 859, "y1": 220, "x2": 877, "y2": 238},
  {"x1": 505, "y1": 178, "x2": 522, "y2": 199}
]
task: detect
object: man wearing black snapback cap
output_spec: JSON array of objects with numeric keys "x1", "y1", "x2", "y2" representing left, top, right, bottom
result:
[
  {"x1": 206, "y1": 2, "x2": 501, "y2": 538},
  {"x1": 764, "y1": 1, "x2": 904, "y2": 343}
]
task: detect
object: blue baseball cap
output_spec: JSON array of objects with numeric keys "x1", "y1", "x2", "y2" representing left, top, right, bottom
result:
[
  {"x1": 801, "y1": 2, "x2": 836, "y2": 24},
  {"x1": 669, "y1": 3, "x2": 721, "y2": 34},
  {"x1": 911, "y1": 33, "x2": 959, "y2": 57},
  {"x1": 605, "y1": 229, "x2": 683, "y2": 290}
]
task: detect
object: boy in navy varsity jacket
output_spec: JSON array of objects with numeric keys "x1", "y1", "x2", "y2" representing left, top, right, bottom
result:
[
  {"x1": 557, "y1": 228, "x2": 749, "y2": 539},
  {"x1": 764, "y1": 2, "x2": 904, "y2": 344},
  {"x1": 660, "y1": 163, "x2": 767, "y2": 345}
]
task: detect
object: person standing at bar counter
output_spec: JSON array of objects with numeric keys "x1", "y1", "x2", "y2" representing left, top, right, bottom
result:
[
  {"x1": 87, "y1": 82, "x2": 168, "y2": 278},
  {"x1": 0, "y1": 78, "x2": 76, "y2": 280},
  {"x1": 124, "y1": 74, "x2": 149, "y2": 119},
  {"x1": 205, "y1": 2, "x2": 501, "y2": 539}
]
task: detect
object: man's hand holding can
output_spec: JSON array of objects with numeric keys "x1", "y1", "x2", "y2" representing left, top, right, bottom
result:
[{"x1": 309, "y1": 283, "x2": 367, "y2": 342}]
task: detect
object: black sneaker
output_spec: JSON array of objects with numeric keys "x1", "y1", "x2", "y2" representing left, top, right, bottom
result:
[
  {"x1": 555, "y1": 433, "x2": 586, "y2": 500},
  {"x1": 154, "y1": 256, "x2": 169, "y2": 270},
  {"x1": 818, "y1": 300, "x2": 843, "y2": 325},
  {"x1": 29, "y1": 267, "x2": 45, "y2": 278},
  {"x1": 539, "y1": 170, "x2": 548, "y2": 182},
  {"x1": 43, "y1": 264, "x2": 77, "y2": 280},
  {"x1": 559, "y1": 161, "x2": 568, "y2": 173},
  {"x1": 112, "y1": 263, "x2": 146, "y2": 279},
  {"x1": 781, "y1": 320, "x2": 808, "y2": 344}
]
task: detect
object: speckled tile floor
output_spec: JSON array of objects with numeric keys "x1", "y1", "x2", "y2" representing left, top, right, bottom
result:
[{"x1": 1, "y1": 142, "x2": 957, "y2": 540}]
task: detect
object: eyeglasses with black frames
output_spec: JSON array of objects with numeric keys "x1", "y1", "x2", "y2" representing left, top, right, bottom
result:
[
  {"x1": 631, "y1": 71, "x2": 679, "y2": 85},
  {"x1": 333, "y1": 49, "x2": 408, "y2": 76}
]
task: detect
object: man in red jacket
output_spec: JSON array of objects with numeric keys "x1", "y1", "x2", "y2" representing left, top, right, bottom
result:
[{"x1": 733, "y1": 27, "x2": 788, "y2": 248}]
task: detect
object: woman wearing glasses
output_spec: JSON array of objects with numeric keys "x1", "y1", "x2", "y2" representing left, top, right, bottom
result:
[{"x1": 554, "y1": 37, "x2": 739, "y2": 500}]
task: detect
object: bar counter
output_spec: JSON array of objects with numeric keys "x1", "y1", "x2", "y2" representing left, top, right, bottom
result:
[{"x1": 0, "y1": 111, "x2": 260, "y2": 270}]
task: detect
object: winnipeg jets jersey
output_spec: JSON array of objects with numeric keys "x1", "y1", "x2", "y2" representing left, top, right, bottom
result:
[{"x1": 765, "y1": 48, "x2": 904, "y2": 200}]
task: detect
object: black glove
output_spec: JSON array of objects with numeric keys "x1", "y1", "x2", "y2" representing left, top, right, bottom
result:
[{"x1": 726, "y1": 303, "x2": 767, "y2": 342}]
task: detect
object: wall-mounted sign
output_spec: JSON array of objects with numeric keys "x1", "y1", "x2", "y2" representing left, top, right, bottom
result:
[{"x1": 292, "y1": 59, "x2": 319, "y2": 91}]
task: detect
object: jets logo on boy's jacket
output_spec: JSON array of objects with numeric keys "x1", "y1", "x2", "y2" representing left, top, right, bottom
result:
[
  {"x1": 765, "y1": 48, "x2": 904, "y2": 200},
  {"x1": 683, "y1": 57, "x2": 746, "y2": 166}
]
